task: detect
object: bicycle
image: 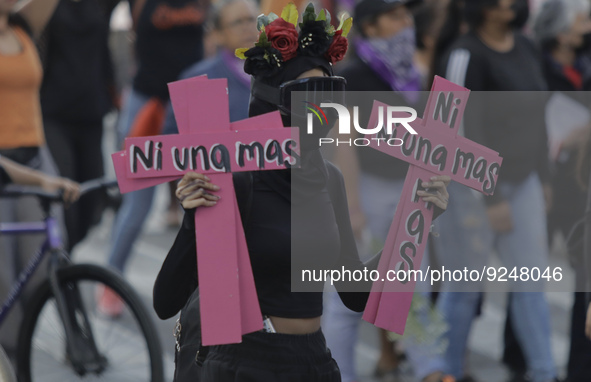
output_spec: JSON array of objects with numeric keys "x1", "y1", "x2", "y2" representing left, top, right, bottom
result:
[{"x1": 0, "y1": 179, "x2": 164, "y2": 382}]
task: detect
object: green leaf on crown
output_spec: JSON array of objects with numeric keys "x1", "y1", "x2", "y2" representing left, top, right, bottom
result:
[
  {"x1": 256, "y1": 14, "x2": 269, "y2": 31},
  {"x1": 267, "y1": 12, "x2": 279, "y2": 23},
  {"x1": 302, "y1": 3, "x2": 317, "y2": 24},
  {"x1": 317, "y1": 9, "x2": 331, "y2": 26},
  {"x1": 337, "y1": 13, "x2": 348, "y2": 31},
  {"x1": 281, "y1": 3, "x2": 298, "y2": 26},
  {"x1": 340, "y1": 16, "x2": 353, "y2": 37},
  {"x1": 235, "y1": 48, "x2": 248, "y2": 60},
  {"x1": 255, "y1": 30, "x2": 270, "y2": 48}
]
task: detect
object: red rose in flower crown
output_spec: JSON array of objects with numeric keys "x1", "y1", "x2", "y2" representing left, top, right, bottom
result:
[
  {"x1": 325, "y1": 29, "x2": 348, "y2": 64},
  {"x1": 236, "y1": 2, "x2": 353, "y2": 78},
  {"x1": 265, "y1": 18, "x2": 299, "y2": 62}
]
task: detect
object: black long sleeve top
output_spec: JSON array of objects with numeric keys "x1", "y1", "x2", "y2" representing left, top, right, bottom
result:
[{"x1": 153, "y1": 162, "x2": 380, "y2": 320}]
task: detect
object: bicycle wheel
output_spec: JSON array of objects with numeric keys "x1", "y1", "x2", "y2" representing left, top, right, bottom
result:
[{"x1": 16, "y1": 264, "x2": 164, "y2": 382}]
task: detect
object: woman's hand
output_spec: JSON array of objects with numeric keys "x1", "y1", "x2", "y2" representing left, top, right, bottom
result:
[
  {"x1": 40, "y1": 175, "x2": 80, "y2": 204},
  {"x1": 416, "y1": 175, "x2": 451, "y2": 211},
  {"x1": 176, "y1": 172, "x2": 221, "y2": 210}
]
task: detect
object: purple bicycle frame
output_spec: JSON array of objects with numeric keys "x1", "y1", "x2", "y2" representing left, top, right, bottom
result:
[{"x1": 0, "y1": 217, "x2": 62, "y2": 325}]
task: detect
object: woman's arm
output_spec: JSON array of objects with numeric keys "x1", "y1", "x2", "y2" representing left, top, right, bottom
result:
[
  {"x1": 153, "y1": 172, "x2": 221, "y2": 319},
  {"x1": 327, "y1": 162, "x2": 449, "y2": 312},
  {"x1": 15, "y1": 0, "x2": 60, "y2": 39},
  {"x1": 153, "y1": 210, "x2": 199, "y2": 319},
  {"x1": 0, "y1": 155, "x2": 79, "y2": 202}
]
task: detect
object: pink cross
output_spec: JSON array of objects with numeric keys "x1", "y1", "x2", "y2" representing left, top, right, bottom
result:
[
  {"x1": 362, "y1": 76, "x2": 503, "y2": 334},
  {"x1": 112, "y1": 75, "x2": 300, "y2": 345}
]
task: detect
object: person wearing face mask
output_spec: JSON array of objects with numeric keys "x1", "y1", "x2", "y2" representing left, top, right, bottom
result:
[
  {"x1": 438, "y1": 1, "x2": 559, "y2": 382},
  {"x1": 152, "y1": 4, "x2": 451, "y2": 381},
  {"x1": 532, "y1": 2, "x2": 591, "y2": 381},
  {"x1": 323, "y1": 1, "x2": 453, "y2": 382}
]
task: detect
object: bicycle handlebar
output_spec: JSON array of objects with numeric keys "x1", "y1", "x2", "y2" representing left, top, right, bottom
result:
[
  {"x1": 0, "y1": 178, "x2": 119, "y2": 203},
  {"x1": 79, "y1": 179, "x2": 119, "y2": 195}
]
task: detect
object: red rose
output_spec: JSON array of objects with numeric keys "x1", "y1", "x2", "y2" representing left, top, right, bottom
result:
[
  {"x1": 265, "y1": 18, "x2": 299, "y2": 62},
  {"x1": 325, "y1": 30, "x2": 348, "y2": 64}
]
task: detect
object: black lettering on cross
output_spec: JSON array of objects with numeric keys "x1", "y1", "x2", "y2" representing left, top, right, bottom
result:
[
  {"x1": 112, "y1": 77, "x2": 301, "y2": 346},
  {"x1": 362, "y1": 76, "x2": 503, "y2": 334}
]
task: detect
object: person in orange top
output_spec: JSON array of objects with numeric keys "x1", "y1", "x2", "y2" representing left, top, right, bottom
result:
[
  {"x1": 0, "y1": 0, "x2": 62, "y2": 364},
  {"x1": 0, "y1": 0, "x2": 60, "y2": 151}
]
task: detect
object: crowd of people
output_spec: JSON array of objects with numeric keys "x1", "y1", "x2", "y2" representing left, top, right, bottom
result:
[{"x1": 1, "y1": 0, "x2": 591, "y2": 382}]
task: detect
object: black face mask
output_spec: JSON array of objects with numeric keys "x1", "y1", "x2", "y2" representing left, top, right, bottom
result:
[
  {"x1": 252, "y1": 76, "x2": 346, "y2": 152},
  {"x1": 252, "y1": 76, "x2": 346, "y2": 116},
  {"x1": 510, "y1": 0, "x2": 530, "y2": 30}
]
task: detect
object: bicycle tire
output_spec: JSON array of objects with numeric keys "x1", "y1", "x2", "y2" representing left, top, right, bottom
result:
[
  {"x1": 0, "y1": 346, "x2": 16, "y2": 382},
  {"x1": 16, "y1": 263, "x2": 164, "y2": 382}
]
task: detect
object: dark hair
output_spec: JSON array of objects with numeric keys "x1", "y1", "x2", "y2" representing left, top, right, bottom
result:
[
  {"x1": 414, "y1": 3, "x2": 437, "y2": 50},
  {"x1": 356, "y1": 14, "x2": 379, "y2": 38},
  {"x1": 356, "y1": 3, "x2": 421, "y2": 38},
  {"x1": 464, "y1": 0, "x2": 499, "y2": 30},
  {"x1": 429, "y1": 0, "x2": 464, "y2": 88}
]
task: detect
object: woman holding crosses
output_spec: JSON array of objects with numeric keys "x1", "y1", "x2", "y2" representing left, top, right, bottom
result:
[{"x1": 154, "y1": 3, "x2": 450, "y2": 381}]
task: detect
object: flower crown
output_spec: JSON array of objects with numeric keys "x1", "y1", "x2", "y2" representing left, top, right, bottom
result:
[{"x1": 235, "y1": 2, "x2": 352, "y2": 77}]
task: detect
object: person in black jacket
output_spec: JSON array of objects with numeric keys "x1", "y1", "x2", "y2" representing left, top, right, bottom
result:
[
  {"x1": 324, "y1": 1, "x2": 451, "y2": 381},
  {"x1": 438, "y1": 1, "x2": 558, "y2": 382}
]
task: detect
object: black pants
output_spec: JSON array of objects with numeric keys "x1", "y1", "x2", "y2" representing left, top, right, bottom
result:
[
  {"x1": 201, "y1": 329, "x2": 341, "y2": 382},
  {"x1": 44, "y1": 118, "x2": 105, "y2": 250}
]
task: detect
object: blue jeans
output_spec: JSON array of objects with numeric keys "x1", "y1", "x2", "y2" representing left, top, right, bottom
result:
[
  {"x1": 108, "y1": 89, "x2": 158, "y2": 272},
  {"x1": 434, "y1": 173, "x2": 556, "y2": 382},
  {"x1": 323, "y1": 173, "x2": 446, "y2": 382}
]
